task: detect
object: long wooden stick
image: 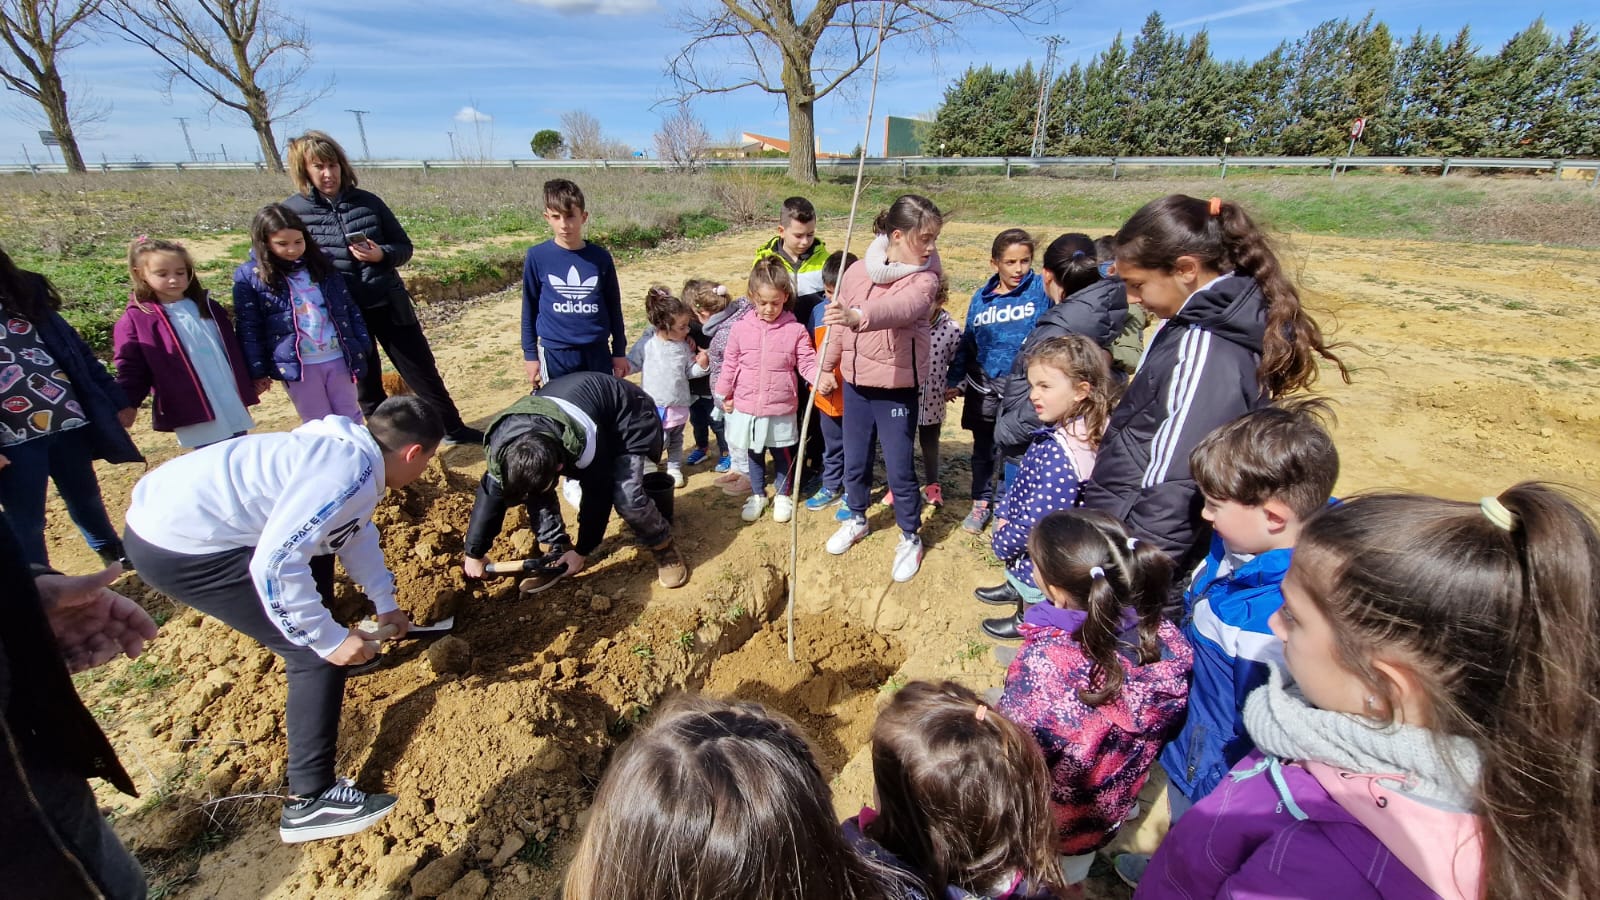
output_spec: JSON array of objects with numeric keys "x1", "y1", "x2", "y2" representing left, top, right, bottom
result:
[{"x1": 786, "y1": 0, "x2": 890, "y2": 662}]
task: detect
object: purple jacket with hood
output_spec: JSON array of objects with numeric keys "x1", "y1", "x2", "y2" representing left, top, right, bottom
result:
[
  {"x1": 1137, "y1": 668, "x2": 1484, "y2": 900},
  {"x1": 112, "y1": 292, "x2": 260, "y2": 432}
]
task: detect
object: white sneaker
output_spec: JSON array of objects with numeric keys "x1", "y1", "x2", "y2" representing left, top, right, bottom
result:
[
  {"x1": 668, "y1": 465, "x2": 685, "y2": 488},
  {"x1": 826, "y1": 517, "x2": 869, "y2": 555},
  {"x1": 891, "y1": 534, "x2": 924, "y2": 582},
  {"x1": 643, "y1": 460, "x2": 659, "y2": 474},
  {"x1": 741, "y1": 495, "x2": 768, "y2": 522},
  {"x1": 773, "y1": 495, "x2": 794, "y2": 523},
  {"x1": 562, "y1": 478, "x2": 583, "y2": 509}
]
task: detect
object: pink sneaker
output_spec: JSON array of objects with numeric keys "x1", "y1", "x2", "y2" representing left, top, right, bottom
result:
[
  {"x1": 923, "y1": 484, "x2": 944, "y2": 507},
  {"x1": 719, "y1": 474, "x2": 752, "y2": 496}
]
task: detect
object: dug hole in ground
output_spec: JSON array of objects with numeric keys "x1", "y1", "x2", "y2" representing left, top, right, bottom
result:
[{"x1": 62, "y1": 223, "x2": 1600, "y2": 899}]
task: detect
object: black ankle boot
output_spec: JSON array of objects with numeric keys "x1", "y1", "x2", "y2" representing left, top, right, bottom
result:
[
  {"x1": 975, "y1": 581, "x2": 1022, "y2": 606},
  {"x1": 981, "y1": 600, "x2": 1026, "y2": 641},
  {"x1": 97, "y1": 542, "x2": 133, "y2": 572}
]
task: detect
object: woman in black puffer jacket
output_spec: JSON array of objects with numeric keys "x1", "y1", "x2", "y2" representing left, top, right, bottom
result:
[{"x1": 280, "y1": 131, "x2": 481, "y2": 445}]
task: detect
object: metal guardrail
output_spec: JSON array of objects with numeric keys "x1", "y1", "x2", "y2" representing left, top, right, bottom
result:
[{"x1": 4, "y1": 154, "x2": 1597, "y2": 185}]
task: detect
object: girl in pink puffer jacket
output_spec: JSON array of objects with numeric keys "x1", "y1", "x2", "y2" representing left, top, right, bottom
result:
[{"x1": 715, "y1": 256, "x2": 819, "y2": 525}]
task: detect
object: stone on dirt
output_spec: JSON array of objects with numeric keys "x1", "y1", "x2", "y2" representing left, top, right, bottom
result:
[{"x1": 427, "y1": 635, "x2": 473, "y2": 677}]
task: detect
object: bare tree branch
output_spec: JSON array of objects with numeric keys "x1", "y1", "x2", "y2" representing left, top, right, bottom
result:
[
  {"x1": 667, "y1": 0, "x2": 1057, "y2": 181},
  {"x1": 653, "y1": 100, "x2": 712, "y2": 170},
  {"x1": 99, "y1": 0, "x2": 331, "y2": 171},
  {"x1": 0, "y1": 0, "x2": 102, "y2": 170}
]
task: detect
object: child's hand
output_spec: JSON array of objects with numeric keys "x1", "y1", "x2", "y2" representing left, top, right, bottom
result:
[
  {"x1": 116, "y1": 407, "x2": 136, "y2": 429},
  {"x1": 815, "y1": 372, "x2": 837, "y2": 395},
  {"x1": 349, "y1": 240, "x2": 384, "y2": 263},
  {"x1": 462, "y1": 555, "x2": 486, "y2": 579},
  {"x1": 993, "y1": 518, "x2": 1008, "y2": 530},
  {"x1": 611, "y1": 357, "x2": 630, "y2": 379},
  {"x1": 822, "y1": 305, "x2": 862, "y2": 329},
  {"x1": 0, "y1": 453, "x2": 8, "y2": 471},
  {"x1": 944, "y1": 387, "x2": 961, "y2": 402},
  {"x1": 524, "y1": 359, "x2": 542, "y2": 388},
  {"x1": 375, "y1": 609, "x2": 411, "y2": 639},
  {"x1": 254, "y1": 377, "x2": 272, "y2": 395},
  {"x1": 722, "y1": 398, "x2": 735, "y2": 413},
  {"x1": 327, "y1": 630, "x2": 378, "y2": 666},
  {"x1": 556, "y1": 550, "x2": 586, "y2": 575},
  {"x1": 695, "y1": 349, "x2": 709, "y2": 368}
]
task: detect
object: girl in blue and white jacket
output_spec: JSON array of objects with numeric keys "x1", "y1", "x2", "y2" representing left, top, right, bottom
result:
[{"x1": 979, "y1": 335, "x2": 1116, "y2": 642}]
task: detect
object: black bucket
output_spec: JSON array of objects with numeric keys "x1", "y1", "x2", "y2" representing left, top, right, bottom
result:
[{"x1": 642, "y1": 471, "x2": 676, "y2": 522}]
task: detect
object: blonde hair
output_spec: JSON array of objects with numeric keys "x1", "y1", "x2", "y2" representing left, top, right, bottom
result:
[
  {"x1": 747, "y1": 256, "x2": 795, "y2": 308},
  {"x1": 1023, "y1": 334, "x2": 1118, "y2": 446},
  {"x1": 287, "y1": 130, "x2": 357, "y2": 196},
  {"x1": 127, "y1": 237, "x2": 207, "y2": 310}
]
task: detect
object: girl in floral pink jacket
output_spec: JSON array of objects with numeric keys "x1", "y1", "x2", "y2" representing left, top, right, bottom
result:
[
  {"x1": 715, "y1": 257, "x2": 818, "y2": 525},
  {"x1": 996, "y1": 509, "x2": 1191, "y2": 885}
]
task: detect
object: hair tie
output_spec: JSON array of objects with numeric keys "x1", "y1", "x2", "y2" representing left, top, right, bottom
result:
[
  {"x1": 1126, "y1": 537, "x2": 1139, "y2": 550},
  {"x1": 135, "y1": 234, "x2": 149, "y2": 244},
  {"x1": 1088, "y1": 566, "x2": 1106, "y2": 580},
  {"x1": 1207, "y1": 197, "x2": 1222, "y2": 216},
  {"x1": 1480, "y1": 496, "x2": 1516, "y2": 531},
  {"x1": 1070, "y1": 250, "x2": 1086, "y2": 259},
  {"x1": 974, "y1": 705, "x2": 988, "y2": 722},
  {"x1": 714, "y1": 285, "x2": 727, "y2": 297}
]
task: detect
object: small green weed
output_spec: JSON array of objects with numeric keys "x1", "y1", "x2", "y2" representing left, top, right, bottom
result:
[
  {"x1": 631, "y1": 644, "x2": 654, "y2": 660},
  {"x1": 879, "y1": 673, "x2": 909, "y2": 695},
  {"x1": 517, "y1": 834, "x2": 554, "y2": 869}
]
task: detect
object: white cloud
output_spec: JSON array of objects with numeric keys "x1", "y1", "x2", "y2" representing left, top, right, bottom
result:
[
  {"x1": 513, "y1": 0, "x2": 656, "y2": 15},
  {"x1": 454, "y1": 106, "x2": 493, "y2": 124},
  {"x1": 1169, "y1": 0, "x2": 1311, "y2": 29}
]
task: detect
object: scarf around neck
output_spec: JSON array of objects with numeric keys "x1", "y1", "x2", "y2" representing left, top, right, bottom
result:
[
  {"x1": 864, "y1": 234, "x2": 930, "y2": 285},
  {"x1": 1243, "y1": 665, "x2": 1481, "y2": 810}
]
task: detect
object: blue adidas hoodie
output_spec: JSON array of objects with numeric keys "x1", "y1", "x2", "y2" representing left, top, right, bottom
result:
[
  {"x1": 521, "y1": 240, "x2": 625, "y2": 359},
  {"x1": 948, "y1": 270, "x2": 1049, "y2": 389},
  {"x1": 1159, "y1": 535, "x2": 1291, "y2": 805}
]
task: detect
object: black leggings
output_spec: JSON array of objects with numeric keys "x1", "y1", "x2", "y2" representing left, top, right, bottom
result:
[
  {"x1": 123, "y1": 528, "x2": 344, "y2": 797},
  {"x1": 355, "y1": 302, "x2": 468, "y2": 434}
]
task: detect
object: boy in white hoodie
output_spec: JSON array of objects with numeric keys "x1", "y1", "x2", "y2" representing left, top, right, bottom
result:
[{"x1": 122, "y1": 396, "x2": 442, "y2": 843}]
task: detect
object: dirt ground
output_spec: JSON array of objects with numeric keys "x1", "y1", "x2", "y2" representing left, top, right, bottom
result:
[{"x1": 55, "y1": 222, "x2": 1600, "y2": 899}]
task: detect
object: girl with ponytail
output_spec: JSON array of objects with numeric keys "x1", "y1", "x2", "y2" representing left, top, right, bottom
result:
[
  {"x1": 1140, "y1": 483, "x2": 1600, "y2": 900},
  {"x1": 994, "y1": 509, "x2": 1192, "y2": 886},
  {"x1": 1080, "y1": 194, "x2": 1348, "y2": 568}
]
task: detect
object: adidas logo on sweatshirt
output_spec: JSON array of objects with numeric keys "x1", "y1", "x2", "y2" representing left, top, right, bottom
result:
[{"x1": 549, "y1": 266, "x2": 598, "y2": 301}]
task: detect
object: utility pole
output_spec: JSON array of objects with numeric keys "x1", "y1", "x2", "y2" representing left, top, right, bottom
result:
[
  {"x1": 1030, "y1": 35, "x2": 1065, "y2": 158},
  {"x1": 175, "y1": 117, "x2": 197, "y2": 161},
  {"x1": 345, "y1": 109, "x2": 372, "y2": 159}
]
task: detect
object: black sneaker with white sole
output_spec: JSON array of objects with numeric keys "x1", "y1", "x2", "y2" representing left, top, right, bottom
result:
[{"x1": 279, "y1": 778, "x2": 396, "y2": 843}]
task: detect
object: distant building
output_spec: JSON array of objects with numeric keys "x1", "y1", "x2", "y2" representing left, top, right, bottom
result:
[
  {"x1": 884, "y1": 116, "x2": 933, "y2": 157},
  {"x1": 703, "y1": 132, "x2": 845, "y2": 159}
]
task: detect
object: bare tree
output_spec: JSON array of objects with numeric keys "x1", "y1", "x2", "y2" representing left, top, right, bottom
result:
[
  {"x1": 559, "y1": 109, "x2": 604, "y2": 159},
  {"x1": 653, "y1": 101, "x2": 711, "y2": 170},
  {"x1": 100, "y1": 0, "x2": 331, "y2": 172},
  {"x1": 560, "y1": 108, "x2": 631, "y2": 159},
  {"x1": 669, "y1": 0, "x2": 1056, "y2": 182},
  {"x1": 0, "y1": 0, "x2": 102, "y2": 171}
]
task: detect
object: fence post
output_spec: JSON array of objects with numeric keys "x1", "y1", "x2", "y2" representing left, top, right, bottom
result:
[
  {"x1": 900, "y1": 158, "x2": 907, "y2": 178},
  {"x1": 1220, "y1": 154, "x2": 1228, "y2": 180},
  {"x1": 1329, "y1": 157, "x2": 1338, "y2": 180},
  {"x1": 422, "y1": 160, "x2": 430, "y2": 176},
  {"x1": 1591, "y1": 164, "x2": 1598, "y2": 189},
  {"x1": 1111, "y1": 158, "x2": 1119, "y2": 180},
  {"x1": 1441, "y1": 159, "x2": 1452, "y2": 177},
  {"x1": 1553, "y1": 158, "x2": 1563, "y2": 181},
  {"x1": 1004, "y1": 157, "x2": 1011, "y2": 179}
]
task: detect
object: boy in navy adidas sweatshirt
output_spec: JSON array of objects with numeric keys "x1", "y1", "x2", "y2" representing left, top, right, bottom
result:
[
  {"x1": 949, "y1": 229, "x2": 1048, "y2": 534},
  {"x1": 521, "y1": 179, "x2": 627, "y2": 387},
  {"x1": 1157, "y1": 401, "x2": 1337, "y2": 821}
]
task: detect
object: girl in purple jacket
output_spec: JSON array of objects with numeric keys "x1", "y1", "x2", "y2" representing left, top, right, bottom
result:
[
  {"x1": 1138, "y1": 484, "x2": 1600, "y2": 900},
  {"x1": 114, "y1": 237, "x2": 263, "y2": 449},
  {"x1": 996, "y1": 510, "x2": 1190, "y2": 885}
]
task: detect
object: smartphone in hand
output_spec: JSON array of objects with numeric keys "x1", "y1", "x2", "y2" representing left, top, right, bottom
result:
[{"x1": 346, "y1": 232, "x2": 371, "y2": 247}]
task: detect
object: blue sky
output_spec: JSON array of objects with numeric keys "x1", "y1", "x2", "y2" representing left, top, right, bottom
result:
[{"x1": 2, "y1": 0, "x2": 1591, "y2": 165}]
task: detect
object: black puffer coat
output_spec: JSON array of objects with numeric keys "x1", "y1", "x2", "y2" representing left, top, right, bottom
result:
[
  {"x1": 1079, "y1": 274, "x2": 1268, "y2": 564},
  {"x1": 280, "y1": 188, "x2": 416, "y2": 317},
  {"x1": 994, "y1": 278, "x2": 1130, "y2": 457}
]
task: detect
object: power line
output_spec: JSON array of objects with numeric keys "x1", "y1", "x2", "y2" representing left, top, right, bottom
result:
[
  {"x1": 1031, "y1": 35, "x2": 1065, "y2": 158},
  {"x1": 175, "y1": 117, "x2": 197, "y2": 162},
  {"x1": 345, "y1": 109, "x2": 371, "y2": 159}
]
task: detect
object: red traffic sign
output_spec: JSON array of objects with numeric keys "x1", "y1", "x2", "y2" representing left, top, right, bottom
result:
[{"x1": 1350, "y1": 117, "x2": 1367, "y2": 139}]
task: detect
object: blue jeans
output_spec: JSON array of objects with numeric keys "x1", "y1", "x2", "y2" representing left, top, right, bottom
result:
[
  {"x1": 818, "y1": 411, "x2": 845, "y2": 492},
  {"x1": 843, "y1": 382, "x2": 920, "y2": 536},
  {"x1": 0, "y1": 428, "x2": 119, "y2": 566}
]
